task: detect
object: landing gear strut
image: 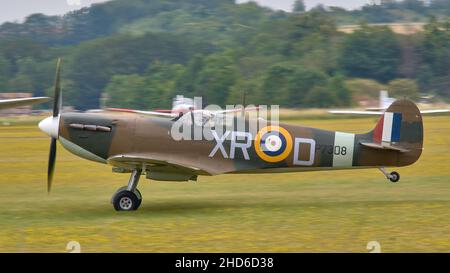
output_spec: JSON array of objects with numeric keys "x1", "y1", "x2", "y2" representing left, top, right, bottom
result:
[
  {"x1": 112, "y1": 169, "x2": 142, "y2": 211},
  {"x1": 379, "y1": 167, "x2": 400, "y2": 183}
]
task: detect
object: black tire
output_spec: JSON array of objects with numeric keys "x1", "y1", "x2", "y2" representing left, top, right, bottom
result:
[
  {"x1": 135, "y1": 188, "x2": 142, "y2": 208},
  {"x1": 111, "y1": 187, "x2": 142, "y2": 207},
  {"x1": 113, "y1": 190, "x2": 139, "y2": 211},
  {"x1": 389, "y1": 171, "x2": 400, "y2": 183}
]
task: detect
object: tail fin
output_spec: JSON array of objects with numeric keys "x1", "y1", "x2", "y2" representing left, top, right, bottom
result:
[{"x1": 366, "y1": 99, "x2": 423, "y2": 166}]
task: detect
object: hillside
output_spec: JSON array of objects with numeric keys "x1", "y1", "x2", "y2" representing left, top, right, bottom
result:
[
  {"x1": 0, "y1": 0, "x2": 449, "y2": 110},
  {"x1": 0, "y1": 0, "x2": 273, "y2": 46}
]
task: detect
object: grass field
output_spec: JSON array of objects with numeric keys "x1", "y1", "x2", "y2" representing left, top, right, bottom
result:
[{"x1": 0, "y1": 115, "x2": 449, "y2": 253}]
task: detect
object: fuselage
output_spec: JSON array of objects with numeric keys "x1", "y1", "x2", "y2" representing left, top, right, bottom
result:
[{"x1": 54, "y1": 111, "x2": 421, "y2": 176}]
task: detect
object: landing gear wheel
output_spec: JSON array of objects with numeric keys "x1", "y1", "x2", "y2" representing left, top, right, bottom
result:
[
  {"x1": 112, "y1": 169, "x2": 143, "y2": 211},
  {"x1": 113, "y1": 190, "x2": 140, "y2": 211},
  {"x1": 379, "y1": 168, "x2": 400, "y2": 183},
  {"x1": 111, "y1": 187, "x2": 142, "y2": 206},
  {"x1": 389, "y1": 171, "x2": 400, "y2": 183}
]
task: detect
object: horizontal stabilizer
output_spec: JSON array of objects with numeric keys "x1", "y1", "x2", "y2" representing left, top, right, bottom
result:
[
  {"x1": 330, "y1": 109, "x2": 450, "y2": 115},
  {"x1": 420, "y1": 109, "x2": 450, "y2": 114},
  {"x1": 360, "y1": 142, "x2": 410, "y2": 153}
]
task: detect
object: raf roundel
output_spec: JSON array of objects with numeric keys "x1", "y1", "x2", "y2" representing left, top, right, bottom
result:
[{"x1": 254, "y1": 126, "x2": 293, "y2": 163}]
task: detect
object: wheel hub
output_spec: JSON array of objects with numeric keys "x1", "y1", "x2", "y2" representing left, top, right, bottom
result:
[{"x1": 119, "y1": 197, "x2": 133, "y2": 210}]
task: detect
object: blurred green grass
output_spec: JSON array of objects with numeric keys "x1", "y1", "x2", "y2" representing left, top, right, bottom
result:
[{"x1": 0, "y1": 116, "x2": 448, "y2": 252}]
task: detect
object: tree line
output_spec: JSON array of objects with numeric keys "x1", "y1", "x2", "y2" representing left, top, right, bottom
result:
[{"x1": 0, "y1": 0, "x2": 449, "y2": 110}]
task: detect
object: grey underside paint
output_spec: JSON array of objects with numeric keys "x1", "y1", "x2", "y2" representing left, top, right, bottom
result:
[{"x1": 59, "y1": 136, "x2": 107, "y2": 164}]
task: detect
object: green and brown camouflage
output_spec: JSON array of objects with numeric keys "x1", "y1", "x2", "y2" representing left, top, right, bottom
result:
[{"x1": 53, "y1": 99, "x2": 423, "y2": 182}]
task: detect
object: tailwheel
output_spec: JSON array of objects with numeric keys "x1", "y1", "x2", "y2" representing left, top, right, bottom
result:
[
  {"x1": 389, "y1": 171, "x2": 400, "y2": 183},
  {"x1": 379, "y1": 168, "x2": 400, "y2": 183},
  {"x1": 113, "y1": 190, "x2": 140, "y2": 211}
]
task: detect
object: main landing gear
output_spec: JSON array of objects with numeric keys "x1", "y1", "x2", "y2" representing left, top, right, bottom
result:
[
  {"x1": 112, "y1": 169, "x2": 143, "y2": 211},
  {"x1": 379, "y1": 167, "x2": 400, "y2": 183}
]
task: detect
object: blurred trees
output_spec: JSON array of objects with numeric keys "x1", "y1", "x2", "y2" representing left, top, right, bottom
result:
[
  {"x1": 105, "y1": 74, "x2": 150, "y2": 109},
  {"x1": 105, "y1": 62, "x2": 185, "y2": 109},
  {"x1": 194, "y1": 53, "x2": 238, "y2": 105},
  {"x1": 65, "y1": 33, "x2": 210, "y2": 109},
  {"x1": 0, "y1": 55, "x2": 11, "y2": 90},
  {"x1": 419, "y1": 18, "x2": 450, "y2": 98},
  {"x1": 293, "y1": 1, "x2": 306, "y2": 13},
  {"x1": 344, "y1": 78, "x2": 387, "y2": 99},
  {"x1": 388, "y1": 79, "x2": 420, "y2": 100},
  {"x1": 338, "y1": 25, "x2": 402, "y2": 83},
  {"x1": 304, "y1": 86, "x2": 338, "y2": 108},
  {"x1": 0, "y1": 0, "x2": 449, "y2": 110},
  {"x1": 329, "y1": 75, "x2": 352, "y2": 107}
]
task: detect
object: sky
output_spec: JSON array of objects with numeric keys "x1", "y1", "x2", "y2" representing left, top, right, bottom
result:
[
  {"x1": 0, "y1": 0, "x2": 369, "y2": 24},
  {"x1": 0, "y1": 0, "x2": 109, "y2": 23}
]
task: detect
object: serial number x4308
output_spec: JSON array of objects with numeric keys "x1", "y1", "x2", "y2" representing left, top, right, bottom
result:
[{"x1": 316, "y1": 144, "x2": 348, "y2": 156}]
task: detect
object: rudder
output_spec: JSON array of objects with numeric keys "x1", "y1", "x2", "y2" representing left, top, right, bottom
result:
[{"x1": 370, "y1": 99, "x2": 423, "y2": 166}]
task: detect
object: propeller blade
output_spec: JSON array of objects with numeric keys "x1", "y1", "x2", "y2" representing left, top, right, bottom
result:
[
  {"x1": 47, "y1": 138, "x2": 57, "y2": 193},
  {"x1": 53, "y1": 58, "x2": 62, "y2": 117},
  {"x1": 45, "y1": 58, "x2": 62, "y2": 193}
]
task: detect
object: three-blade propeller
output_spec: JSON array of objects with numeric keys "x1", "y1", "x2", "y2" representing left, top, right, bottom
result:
[{"x1": 47, "y1": 58, "x2": 62, "y2": 193}]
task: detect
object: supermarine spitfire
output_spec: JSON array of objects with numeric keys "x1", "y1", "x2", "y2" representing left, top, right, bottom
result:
[{"x1": 39, "y1": 60, "x2": 424, "y2": 211}]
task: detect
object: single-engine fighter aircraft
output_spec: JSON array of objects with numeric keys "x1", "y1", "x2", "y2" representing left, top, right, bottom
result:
[
  {"x1": 39, "y1": 60, "x2": 423, "y2": 211},
  {"x1": 0, "y1": 96, "x2": 49, "y2": 110}
]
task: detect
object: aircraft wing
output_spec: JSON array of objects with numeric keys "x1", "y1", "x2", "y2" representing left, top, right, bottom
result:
[
  {"x1": 329, "y1": 109, "x2": 450, "y2": 115},
  {"x1": 153, "y1": 109, "x2": 176, "y2": 113},
  {"x1": 328, "y1": 110, "x2": 384, "y2": 115},
  {"x1": 0, "y1": 97, "x2": 50, "y2": 110},
  {"x1": 213, "y1": 106, "x2": 261, "y2": 117},
  {"x1": 105, "y1": 108, "x2": 177, "y2": 118},
  {"x1": 420, "y1": 109, "x2": 450, "y2": 114},
  {"x1": 108, "y1": 154, "x2": 212, "y2": 181},
  {"x1": 365, "y1": 107, "x2": 387, "y2": 111}
]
